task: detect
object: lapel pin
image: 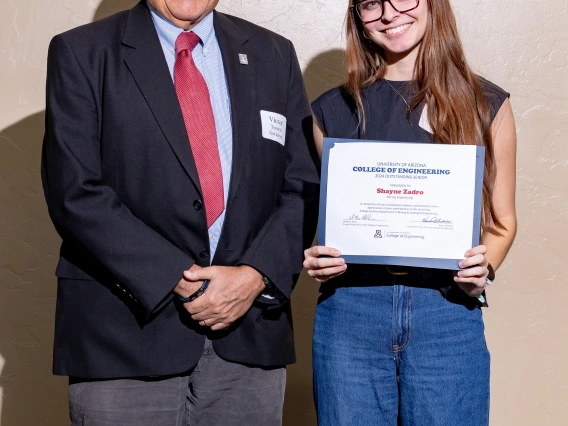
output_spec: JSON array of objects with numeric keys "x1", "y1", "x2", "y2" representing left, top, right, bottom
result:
[{"x1": 238, "y1": 54, "x2": 249, "y2": 65}]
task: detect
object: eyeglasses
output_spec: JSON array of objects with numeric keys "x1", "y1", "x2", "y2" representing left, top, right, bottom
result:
[{"x1": 351, "y1": 0, "x2": 420, "y2": 24}]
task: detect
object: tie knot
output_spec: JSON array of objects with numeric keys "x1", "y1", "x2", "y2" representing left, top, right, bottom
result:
[{"x1": 175, "y1": 32, "x2": 200, "y2": 54}]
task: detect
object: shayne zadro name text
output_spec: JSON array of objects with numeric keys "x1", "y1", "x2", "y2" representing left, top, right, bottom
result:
[{"x1": 377, "y1": 188, "x2": 424, "y2": 195}]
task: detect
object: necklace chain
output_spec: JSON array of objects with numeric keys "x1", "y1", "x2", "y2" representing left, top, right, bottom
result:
[{"x1": 384, "y1": 79, "x2": 413, "y2": 113}]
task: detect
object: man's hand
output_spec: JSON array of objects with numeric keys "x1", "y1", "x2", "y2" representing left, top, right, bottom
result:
[
  {"x1": 182, "y1": 265, "x2": 265, "y2": 331},
  {"x1": 173, "y1": 264, "x2": 203, "y2": 299}
]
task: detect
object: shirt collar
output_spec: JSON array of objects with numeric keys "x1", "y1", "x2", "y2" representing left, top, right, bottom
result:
[{"x1": 149, "y1": 4, "x2": 216, "y2": 55}]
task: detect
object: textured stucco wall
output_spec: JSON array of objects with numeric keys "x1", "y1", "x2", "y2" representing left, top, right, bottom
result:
[{"x1": 1, "y1": 1, "x2": 566, "y2": 425}]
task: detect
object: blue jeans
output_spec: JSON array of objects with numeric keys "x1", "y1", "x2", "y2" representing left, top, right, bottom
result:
[{"x1": 313, "y1": 281, "x2": 490, "y2": 426}]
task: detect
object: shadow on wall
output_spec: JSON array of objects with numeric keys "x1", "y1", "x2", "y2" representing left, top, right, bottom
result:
[
  {"x1": 302, "y1": 48, "x2": 347, "y2": 103},
  {"x1": 0, "y1": 2, "x2": 138, "y2": 426},
  {"x1": 0, "y1": 112, "x2": 67, "y2": 426},
  {"x1": 93, "y1": 0, "x2": 139, "y2": 21},
  {"x1": 282, "y1": 48, "x2": 346, "y2": 426}
]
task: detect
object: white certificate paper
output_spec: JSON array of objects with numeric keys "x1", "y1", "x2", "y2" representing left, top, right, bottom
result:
[{"x1": 319, "y1": 138, "x2": 485, "y2": 270}]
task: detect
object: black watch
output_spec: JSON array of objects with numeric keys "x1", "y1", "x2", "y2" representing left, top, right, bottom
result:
[
  {"x1": 177, "y1": 279, "x2": 210, "y2": 303},
  {"x1": 262, "y1": 275, "x2": 275, "y2": 289}
]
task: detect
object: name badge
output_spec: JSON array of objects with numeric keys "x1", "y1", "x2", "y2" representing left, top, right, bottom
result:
[{"x1": 260, "y1": 110, "x2": 287, "y2": 146}]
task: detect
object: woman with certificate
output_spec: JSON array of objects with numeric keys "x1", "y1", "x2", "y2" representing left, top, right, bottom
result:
[{"x1": 304, "y1": 1, "x2": 517, "y2": 425}]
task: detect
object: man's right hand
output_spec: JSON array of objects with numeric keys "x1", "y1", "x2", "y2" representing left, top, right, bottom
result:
[{"x1": 174, "y1": 264, "x2": 204, "y2": 299}]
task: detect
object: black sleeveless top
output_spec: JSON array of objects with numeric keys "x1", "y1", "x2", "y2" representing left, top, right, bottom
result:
[
  {"x1": 311, "y1": 78, "x2": 509, "y2": 304},
  {"x1": 312, "y1": 77, "x2": 509, "y2": 142}
]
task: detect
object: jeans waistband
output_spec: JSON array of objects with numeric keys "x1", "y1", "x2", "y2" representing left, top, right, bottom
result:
[{"x1": 324, "y1": 264, "x2": 482, "y2": 309}]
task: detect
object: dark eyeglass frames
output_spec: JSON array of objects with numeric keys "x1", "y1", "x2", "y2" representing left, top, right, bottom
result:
[{"x1": 351, "y1": 0, "x2": 420, "y2": 24}]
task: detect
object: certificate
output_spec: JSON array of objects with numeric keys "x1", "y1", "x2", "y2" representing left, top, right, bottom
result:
[{"x1": 318, "y1": 138, "x2": 485, "y2": 270}]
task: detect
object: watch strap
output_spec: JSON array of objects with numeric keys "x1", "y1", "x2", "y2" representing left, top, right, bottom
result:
[{"x1": 177, "y1": 279, "x2": 210, "y2": 303}]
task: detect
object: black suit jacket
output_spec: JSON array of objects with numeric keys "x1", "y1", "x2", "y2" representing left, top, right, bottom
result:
[{"x1": 42, "y1": 1, "x2": 319, "y2": 378}]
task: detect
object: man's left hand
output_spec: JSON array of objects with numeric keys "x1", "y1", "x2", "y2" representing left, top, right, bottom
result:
[{"x1": 183, "y1": 265, "x2": 265, "y2": 331}]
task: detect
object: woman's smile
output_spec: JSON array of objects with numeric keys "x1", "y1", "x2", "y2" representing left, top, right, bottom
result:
[{"x1": 382, "y1": 22, "x2": 413, "y2": 37}]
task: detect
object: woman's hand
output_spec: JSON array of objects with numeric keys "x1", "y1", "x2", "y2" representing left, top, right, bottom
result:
[
  {"x1": 303, "y1": 246, "x2": 347, "y2": 283},
  {"x1": 454, "y1": 245, "x2": 489, "y2": 297}
]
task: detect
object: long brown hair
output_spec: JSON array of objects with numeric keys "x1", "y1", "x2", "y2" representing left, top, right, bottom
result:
[{"x1": 345, "y1": 0, "x2": 503, "y2": 234}]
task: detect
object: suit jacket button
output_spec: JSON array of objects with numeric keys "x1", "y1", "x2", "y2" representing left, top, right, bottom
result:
[
  {"x1": 199, "y1": 250, "x2": 210, "y2": 258},
  {"x1": 193, "y1": 200, "x2": 203, "y2": 210}
]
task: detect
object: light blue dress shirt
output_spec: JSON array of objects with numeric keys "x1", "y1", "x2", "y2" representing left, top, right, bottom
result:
[{"x1": 150, "y1": 7, "x2": 233, "y2": 262}]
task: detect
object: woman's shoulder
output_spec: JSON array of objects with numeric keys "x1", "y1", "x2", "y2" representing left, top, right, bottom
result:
[
  {"x1": 311, "y1": 85, "x2": 358, "y2": 133},
  {"x1": 477, "y1": 76, "x2": 510, "y2": 121},
  {"x1": 312, "y1": 85, "x2": 355, "y2": 113}
]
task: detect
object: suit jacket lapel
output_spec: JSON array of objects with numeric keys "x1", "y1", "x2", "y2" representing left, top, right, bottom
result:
[
  {"x1": 122, "y1": 2, "x2": 202, "y2": 195},
  {"x1": 213, "y1": 12, "x2": 256, "y2": 213}
]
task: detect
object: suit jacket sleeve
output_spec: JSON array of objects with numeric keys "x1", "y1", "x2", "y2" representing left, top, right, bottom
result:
[
  {"x1": 42, "y1": 35, "x2": 193, "y2": 319},
  {"x1": 240, "y1": 40, "x2": 320, "y2": 308}
]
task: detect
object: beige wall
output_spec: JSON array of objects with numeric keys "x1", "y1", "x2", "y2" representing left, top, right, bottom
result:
[{"x1": 1, "y1": 0, "x2": 566, "y2": 425}]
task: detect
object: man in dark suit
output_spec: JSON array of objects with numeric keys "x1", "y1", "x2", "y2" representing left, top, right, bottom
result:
[{"x1": 41, "y1": 0, "x2": 319, "y2": 424}]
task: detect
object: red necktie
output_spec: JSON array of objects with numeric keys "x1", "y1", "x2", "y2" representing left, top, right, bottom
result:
[{"x1": 174, "y1": 32, "x2": 224, "y2": 227}]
